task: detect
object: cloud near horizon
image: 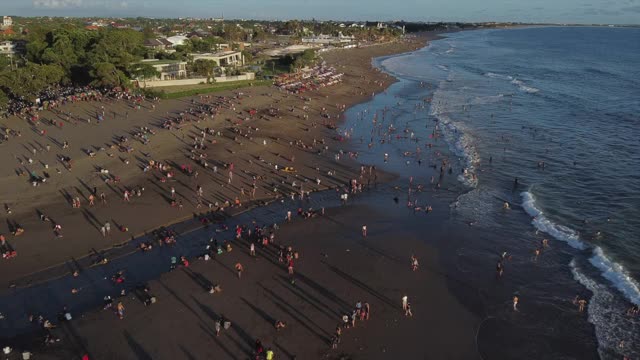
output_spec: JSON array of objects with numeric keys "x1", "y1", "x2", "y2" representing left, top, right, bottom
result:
[
  {"x1": 32, "y1": 0, "x2": 128, "y2": 9},
  {"x1": 33, "y1": 0, "x2": 83, "y2": 8}
]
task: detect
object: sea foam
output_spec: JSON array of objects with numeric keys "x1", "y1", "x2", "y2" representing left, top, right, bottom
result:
[
  {"x1": 521, "y1": 191, "x2": 586, "y2": 250},
  {"x1": 571, "y1": 260, "x2": 640, "y2": 359},
  {"x1": 511, "y1": 78, "x2": 540, "y2": 93},
  {"x1": 589, "y1": 246, "x2": 640, "y2": 306},
  {"x1": 430, "y1": 79, "x2": 480, "y2": 188},
  {"x1": 523, "y1": 191, "x2": 640, "y2": 306}
]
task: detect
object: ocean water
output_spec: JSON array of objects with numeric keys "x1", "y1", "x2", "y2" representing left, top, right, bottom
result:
[{"x1": 365, "y1": 26, "x2": 640, "y2": 359}]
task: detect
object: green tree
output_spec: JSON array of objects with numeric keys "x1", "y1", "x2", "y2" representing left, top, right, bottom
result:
[
  {"x1": 40, "y1": 33, "x2": 77, "y2": 83},
  {"x1": 190, "y1": 38, "x2": 212, "y2": 53},
  {"x1": 291, "y1": 49, "x2": 316, "y2": 71},
  {"x1": 192, "y1": 59, "x2": 217, "y2": 83},
  {"x1": 0, "y1": 55, "x2": 11, "y2": 71},
  {"x1": 142, "y1": 26, "x2": 156, "y2": 40},
  {"x1": 0, "y1": 89, "x2": 8, "y2": 112},
  {"x1": 88, "y1": 29, "x2": 144, "y2": 71},
  {"x1": 0, "y1": 63, "x2": 64, "y2": 101},
  {"x1": 129, "y1": 63, "x2": 160, "y2": 87},
  {"x1": 25, "y1": 40, "x2": 48, "y2": 64},
  {"x1": 89, "y1": 62, "x2": 129, "y2": 88}
]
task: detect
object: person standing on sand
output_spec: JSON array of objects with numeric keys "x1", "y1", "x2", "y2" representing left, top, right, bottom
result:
[
  {"x1": 402, "y1": 295, "x2": 408, "y2": 311},
  {"x1": 235, "y1": 263, "x2": 244, "y2": 279},
  {"x1": 53, "y1": 224, "x2": 63, "y2": 238},
  {"x1": 287, "y1": 211, "x2": 292, "y2": 222},
  {"x1": 362, "y1": 225, "x2": 367, "y2": 237},
  {"x1": 105, "y1": 222, "x2": 111, "y2": 235},
  {"x1": 411, "y1": 255, "x2": 419, "y2": 271},
  {"x1": 250, "y1": 243, "x2": 256, "y2": 257},
  {"x1": 364, "y1": 302, "x2": 371, "y2": 320},
  {"x1": 513, "y1": 296, "x2": 519, "y2": 311},
  {"x1": 342, "y1": 314, "x2": 350, "y2": 329}
]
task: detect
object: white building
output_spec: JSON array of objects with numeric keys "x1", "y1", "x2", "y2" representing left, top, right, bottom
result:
[
  {"x1": 0, "y1": 40, "x2": 25, "y2": 56},
  {"x1": 138, "y1": 59, "x2": 187, "y2": 81},
  {"x1": 192, "y1": 51, "x2": 245, "y2": 67},
  {"x1": 165, "y1": 35, "x2": 189, "y2": 47},
  {"x1": 301, "y1": 33, "x2": 355, "y2": 45},
  {"x1": 2, "y1": 16, "x2": 12, "y2": 28}
]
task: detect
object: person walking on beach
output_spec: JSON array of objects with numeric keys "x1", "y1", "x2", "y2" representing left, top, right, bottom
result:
[
  {"x1": 286, "y1": 211, "x2": 292, "y2": 222},
  {"x1": 362, "y1": 225, "x2": 367, "y2": 237},
  {"x1": 266, "y1": 348, "x2": 274, "y2": 360},
  {"x1": 411, "y1": 255, "x2": 419, "y2": 271},
  {"x1": 513, "y1": 296, "x2": 519, "y2": 311},
  {"x1": 116, "y1": 302, "x2": 125, "y2": 319},
  {"x1": 250, "y1": 242, "x2": 256, "y2": 257},
  {"x1": 235, "y1": 263, "x2": 244, "y2": 279},
  {"x1": 287, "y1": 258, "x2": 294, "y2": 275},
  {"x1": 105, "y1": 222, "x2": 111, "y2": 236},
  {"x1": 402, "y1": 295, "x2": 408, "y2": 311},
  {"x1": 405, "y1": 302, "x2": 413, "y2": 317}
]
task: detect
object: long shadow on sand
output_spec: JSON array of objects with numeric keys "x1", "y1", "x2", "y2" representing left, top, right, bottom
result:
[
  {"x1": 123, "y1": 331, "x2": 153, "y2": 360},
  {"x1": 324, "y1": 262, "x2": 398, "y2": 309}
]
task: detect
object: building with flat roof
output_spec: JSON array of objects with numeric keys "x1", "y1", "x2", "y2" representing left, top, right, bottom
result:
[
  {"x1": 0, "y1": 40, "x2": 26, "y2": 56},
  {"x1": 192, "y1": 51, "x2": 244, "y2": 67},
  {"x1": 301, "y1": 33, "x2": 355, "y2": 45},
  {"x1": 165, "y1": 35, "x2": 189, "y2": 47},
  {"x1": 2, "y1": 16, "x2": 12, "y2": 29},
  {"x1": 138, "y1": 59, "x2": 187, "y2": 81}
]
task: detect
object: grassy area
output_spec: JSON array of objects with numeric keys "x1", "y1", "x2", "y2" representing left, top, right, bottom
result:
[{"x1": 149, "y1": 80, "x2": 273, "y2": 99}]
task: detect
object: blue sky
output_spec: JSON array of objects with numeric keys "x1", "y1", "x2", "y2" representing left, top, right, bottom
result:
[{"x1": 4, "y1": 0, "x2": 640, "y2": 24}]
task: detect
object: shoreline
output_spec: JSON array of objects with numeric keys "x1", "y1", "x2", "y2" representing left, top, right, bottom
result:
[{"x1": 0, "y1": 33, "x2": 474, "y2": 357}]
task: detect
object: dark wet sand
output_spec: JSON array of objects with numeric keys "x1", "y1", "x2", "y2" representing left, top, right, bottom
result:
[{"x1": 42, "y1": 204, "x2": 479, "y2": 360}]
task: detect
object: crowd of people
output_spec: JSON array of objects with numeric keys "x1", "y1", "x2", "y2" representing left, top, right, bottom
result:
[
  {"x1": 3, "y1": 86, "x2": 147, "y2": 118},
  {"x1": 275, "y1": 65, "x2": 344, "y2": 94}
]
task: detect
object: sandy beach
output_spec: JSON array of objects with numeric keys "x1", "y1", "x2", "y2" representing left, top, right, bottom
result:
[
  {"x1": 0, "y1": 32, "x2": 483, "y2": 359},
  {"x1": 0, "y1": 36, "x2": 428, "y2": 287}
]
